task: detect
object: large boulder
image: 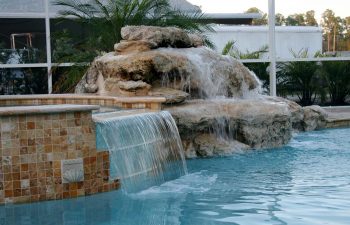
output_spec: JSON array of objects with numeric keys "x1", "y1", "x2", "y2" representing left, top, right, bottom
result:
[
  {"x1": 263, "y1": 96, "x2": 304, "y2": 130},
  {"x1": 121, "y1": 26, "x2": 196, "y2": 48},
  {"x1": 166, "y1": 99, "x2": 293, "y2": 157},
  {"x1": 302, "y1": 105, "x2": 328, "y2": 131}
]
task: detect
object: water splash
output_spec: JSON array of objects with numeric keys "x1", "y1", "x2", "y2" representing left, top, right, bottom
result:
[
  {"x1": 95, "y1": 111, "x2": 187, "y2": 193},
  {"x1": 131, "y1": 171, "x2": 218, "y2": 198},
  {"x1": 158, "y1": 47, "x2": 262, "y2": 99}
]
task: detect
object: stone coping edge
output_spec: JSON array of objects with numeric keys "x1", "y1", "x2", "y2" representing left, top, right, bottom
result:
[
  {"x1": 0, "y1": 94, "x2": 166, "y2": 103},
  {"x1": 92, "y1": 109, "x2": 156, "y2": 122},
  {"x1": 0, "y1": 104, "x2": 100, "y2": 116}
]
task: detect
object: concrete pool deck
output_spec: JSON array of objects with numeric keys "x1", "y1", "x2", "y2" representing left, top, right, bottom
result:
[{"x1": 323, "y1": 106, "x2": 350, "y2": 128}]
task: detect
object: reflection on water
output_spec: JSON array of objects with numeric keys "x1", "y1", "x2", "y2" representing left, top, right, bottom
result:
[{"x1": 1, "y1": 128, "x2": 350, "y2": 225}]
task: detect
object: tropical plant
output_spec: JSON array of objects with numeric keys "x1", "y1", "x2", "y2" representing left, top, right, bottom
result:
[
  {"x1": 54, "y1": 0, "x2": 212, "y2": 52},
  {"x1": 321, "y1": 60, "x2": 350, "y2": 105},
  {"x1": 0, "y1": 68, "x2": 48, "y2": 95},
  {"x1": 277, "y1": 49, "x2": 326, "y2": 106},
  {"x1": 52, "y1": 0, "x2": 213, "y2": 93},
  {"x1": 222, "y1": 41, "x2": 268, "y2": 59},
  {"x1": 51, "y1": 30, "x2": 91, "y2": 93},
  {"x1": 0, "y1": 40, "x2": 5, "y2": 49}
]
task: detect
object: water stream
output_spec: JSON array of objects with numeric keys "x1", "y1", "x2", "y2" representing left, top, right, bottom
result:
[{"x1": 94, "y1": 111, "x2": 187, "y2": 193}]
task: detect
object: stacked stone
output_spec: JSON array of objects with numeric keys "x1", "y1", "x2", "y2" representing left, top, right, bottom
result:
[{"x1": 76, "y1": 26, "x2": 206, "y2": 103}]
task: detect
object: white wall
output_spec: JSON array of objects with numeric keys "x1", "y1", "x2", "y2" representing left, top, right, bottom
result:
[{"x1": 207, "y1": 26, "x2": 323, "y2": 59}]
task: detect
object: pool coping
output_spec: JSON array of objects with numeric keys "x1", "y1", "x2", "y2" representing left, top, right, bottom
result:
[
  {"x1": 0, "y1": 104, "x2": 100, "y2": 116},
  {"x1": 0, "y1": 94, "x2": 166, "y2": 111},
  {"x1": 0, "y1": 94, "x2": 166, "y2": 103},
  {"x1": 323, "y1": 106, "x2": 350, "y2": 128}
]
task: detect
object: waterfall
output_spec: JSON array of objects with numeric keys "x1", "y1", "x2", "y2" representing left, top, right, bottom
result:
[
  {"x1": 94, "y1": 111, "x2": 187, "y2": 193},
  {"x1": 157, "y1": 47, "x2": 262, "y2": 99}
]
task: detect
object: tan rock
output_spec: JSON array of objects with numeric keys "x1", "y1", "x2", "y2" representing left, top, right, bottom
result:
[
  {"x1": 302, "y1": 105, "x2": 328, "y2": 131},
  {"x1": 75, "y1": 64, "x2": 100, "y2": 94},
  {"x1": 188, "y1": 33, "x2": 204, "y2": 47},
  {"x1": 102, "y1": 79, "x2": 151, "y2": 96},
  {"x1": 149, "y1": 87, "x2": 189, "y2": 104},
  {"x1": 121, "y1": 26, "x2": 193, "y2": 48},
  {"x1": 118, "y1": 80, "x2": 151, "y2": 91},
  {"x1": 114, "y1": 40, "x2": 155, "y2": 54},
  {"x1": 263, "y1": 96, "x2": 304, "y2": 130},
  {"x1": 194, "y1": 134, "x2": 250, "y2": 157},
  {"x1": 166, "y1": 99, "x2": 293, "y2": 157}
]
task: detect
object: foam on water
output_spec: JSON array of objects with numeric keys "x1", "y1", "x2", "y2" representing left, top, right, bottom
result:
[{"x1": 131, "y1": 171, "x2": 217, "y2": 198}]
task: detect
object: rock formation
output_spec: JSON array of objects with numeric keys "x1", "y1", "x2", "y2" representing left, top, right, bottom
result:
[
  {"x1": 76, "y1": 26, "x2": 328, "y2": 158},
  {"x1": 76, "y1": 26, "x2": 260, "y2": 101}
]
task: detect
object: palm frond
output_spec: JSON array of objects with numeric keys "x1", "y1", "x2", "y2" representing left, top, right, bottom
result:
[
  {"x1": 52, "y1": 0, "x2": 214, "y2": 92},
  {"x1": 222, "y1": 41, "x2": 235, "y2": 55}
]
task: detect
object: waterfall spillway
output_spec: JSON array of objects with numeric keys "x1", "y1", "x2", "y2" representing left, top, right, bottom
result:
[{"x1": 95, "y1": 111, "x2": 187, "y2": 193}]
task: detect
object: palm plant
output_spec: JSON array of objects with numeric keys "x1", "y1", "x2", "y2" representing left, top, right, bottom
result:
[
  {"x1": 222, "y1": 41, "x2": 268, "y2": 59},
  {"x1": 277, "y1": 50, "x2": 325, "y2": 106},
  {"x1": 54, "y1": 0, "x2": 212, "y2": 52},
  {"x1": 321, "y1": 61, "x2": 350, "y2": 105},
  {"x1": 52, "y1": 0, "x2": 213, "y2": 93}
]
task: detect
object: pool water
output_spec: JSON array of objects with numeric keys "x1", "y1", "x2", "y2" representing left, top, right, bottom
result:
[{"x1": 1, "y1": 128, "x2": 350, "y2": 225}]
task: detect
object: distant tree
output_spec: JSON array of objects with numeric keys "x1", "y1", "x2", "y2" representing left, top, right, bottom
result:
[
  {"x1": 286, "y1": 13, "x2": 305, "y2": 26},
  {"x1": 275, "y1": 13, "x2": 285, "y2": 26},
  {"x1": 344, "y1": 17, "x2": 350, "y2": 49},
  {"x1": 305, "y1": 10, "x2": 318, "y2": 26},
  {"x1": 321, "y1": 9, "x2": 344, "y2": 52},
  {"x1": 245, "y1": 7, "x2": 267, "y2": 25},
  {"x1": 345, "y1": 17, "x2": 350, "y2": 36}
]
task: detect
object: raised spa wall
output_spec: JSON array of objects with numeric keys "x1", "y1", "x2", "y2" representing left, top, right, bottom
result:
[{"x1": 0, "y1": 95, "x2": 166, "y2": 205}]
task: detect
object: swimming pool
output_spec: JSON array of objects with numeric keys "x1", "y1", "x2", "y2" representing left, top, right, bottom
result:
[{"x1": 1, "y1": 128, "x2": 350, "y2": 225}]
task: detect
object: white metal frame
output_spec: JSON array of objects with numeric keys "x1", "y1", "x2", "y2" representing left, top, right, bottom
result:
[
  {"x1": 268, "y1": 0, "x2": 277, "y2": 96},
  {"x1": 1, "y1": 0, "x2": 350, "y2": 95},
  {"x1": 45, "y1": 0, "x2": 53, "y2": 93}
]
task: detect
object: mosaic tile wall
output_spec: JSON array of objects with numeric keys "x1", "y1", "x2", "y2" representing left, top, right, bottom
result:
[{"x1": 0, "y1": 111, "x2": 119, "y2": 204}]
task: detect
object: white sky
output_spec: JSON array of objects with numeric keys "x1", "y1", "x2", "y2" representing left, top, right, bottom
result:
[{"x1": 187, "y1": 0, "x2": 350, "y2": 22}]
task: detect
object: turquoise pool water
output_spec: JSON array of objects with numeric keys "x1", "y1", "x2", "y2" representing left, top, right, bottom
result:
[{"x1": 1, "y1": 128, "x2": 350, "y2": 225}]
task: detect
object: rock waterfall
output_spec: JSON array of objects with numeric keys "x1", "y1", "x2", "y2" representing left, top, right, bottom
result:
[{"x1": 78, "y1": 26, "x2": 328, "y2": 158}]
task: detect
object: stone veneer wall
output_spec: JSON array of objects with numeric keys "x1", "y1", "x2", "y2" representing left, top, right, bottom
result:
[{"x1": 0, "y1": 106, "x2": 119, "y2": 204}]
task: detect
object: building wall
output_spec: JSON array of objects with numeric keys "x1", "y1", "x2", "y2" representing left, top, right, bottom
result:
[{"x1": 208, "y1": 26, "x2": 323, "y2": 58}]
